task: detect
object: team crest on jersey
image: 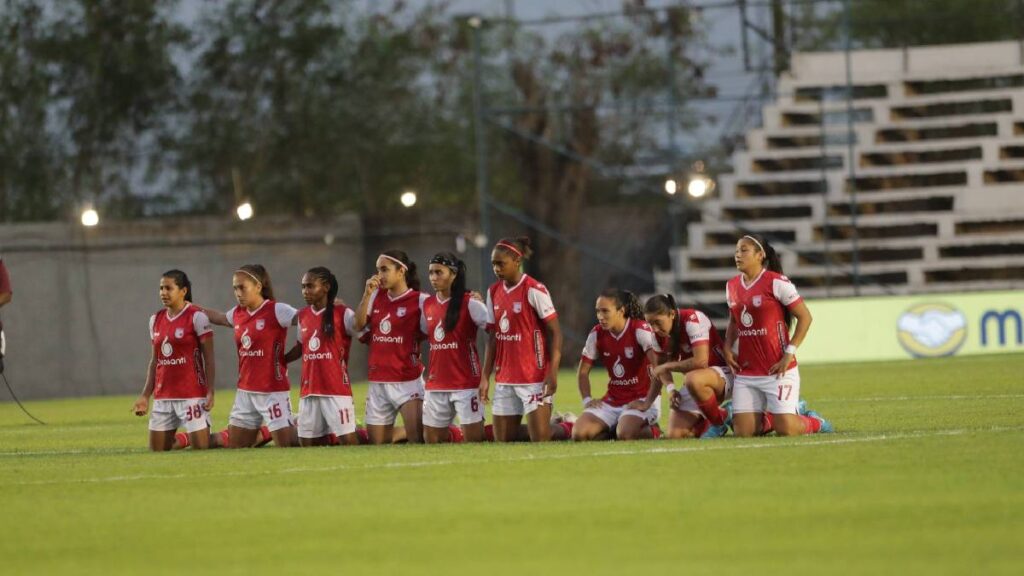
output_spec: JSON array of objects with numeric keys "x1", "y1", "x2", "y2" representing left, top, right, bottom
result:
[
  {"x1": 397, "y1": 307, "x2": 407, "y2": 318},
  {"x1": 512, "y1": 302, "x2": 522, "y2": 314},
  {"x1": 624, "y1": 346, "x2": 634, "y2": 359},
  {"x1": 174, "y1": 327, "x2": 184, "y2": 339},
  {"x1": 752, "y1": 295, "x2": 762, "y2": 307},
  {"x1": 256, "y1": 319, "x2": 265, "y2": 330}
]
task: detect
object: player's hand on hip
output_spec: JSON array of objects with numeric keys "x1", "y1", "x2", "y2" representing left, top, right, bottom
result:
[
  {"x1": 204, "y1": 390, "x2": 215, "y2": 412},
  {"x1": 626, "y1": 399, "x2": 649, "y2": 412},
  {"x1": 768, "y1": 353, "x2": 793, "y2": 378},
  {"x1": 724, "y1": 349, "x2": 742, "y2": 374},
  {"x1": 669, "y1": 390, "x2": 683, "y2": 410}
]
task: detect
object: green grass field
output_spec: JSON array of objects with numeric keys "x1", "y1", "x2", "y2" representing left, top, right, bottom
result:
[{"x1": 1, "y1": 354, "x2": 1022, "y2": 576}]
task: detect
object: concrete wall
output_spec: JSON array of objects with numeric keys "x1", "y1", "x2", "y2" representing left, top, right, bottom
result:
[
  {"x1": 1, "y1": 216, "x2": 365, "y2": 400},
  {"x1": 0, "y1": 204, "x2": 669, "y2": 400}
]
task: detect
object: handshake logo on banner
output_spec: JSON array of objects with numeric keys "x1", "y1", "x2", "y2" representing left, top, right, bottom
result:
[{"x1": 897, "y1": 304, "x2": 968, "y2": 358}]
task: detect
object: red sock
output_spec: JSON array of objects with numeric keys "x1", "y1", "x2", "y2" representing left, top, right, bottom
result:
[
  {"x1": 448, "y1": 425, "x2": 465, "y2": 443},
  {"x1": 693, "y1": 419, "x2": 710, "y2": 438},
  {"x1": 761, "y1": 413, "x2": 774, "y2": 435},
  {"x1": 484, "y1": 424, "x2": 494, "y2": 442},
  {"x1": 356, "y1": 427, "x2": 369, "y2": 444},
  {"x1": 801, "y1": 415, "x2": 821, "y2": 434},
  {"x1": 326, "y1": 433, "x2": 340, "y2": 446},
  {"x1": 650, "y1": 424, "x2": 662, "y2": 439},
  {"x1": 696, "y1": 397, "x2": 727, "y2": 426},
  {"x1": 175, "y1": 432, "x2": 190, "y2": 449},
  {"x1": 558, "y1": 421, "x2": 574, "y2": 438},
  {"x1": 259, "y1": 426, "x2": 272, "y2": 443},
  {"x1": 218, "y1": 429, "x2": 230, "y2": 446}
]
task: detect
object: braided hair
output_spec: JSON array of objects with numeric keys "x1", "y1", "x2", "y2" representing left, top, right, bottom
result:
[{"x1": 306, "y1": 266, "x2": 339, "y2": 336}]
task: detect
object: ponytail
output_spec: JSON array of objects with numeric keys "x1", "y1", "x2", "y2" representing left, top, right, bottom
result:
[
  {"x1": 162, "y1": 269, "x2": 193, "y2": 302},
  {"x1": 644, "y1": 293, "x2": 681, "y2": 356},
  {"x1": 380, "y1": 249, "x2": 421, "y2": 291},
  {"x1": 494, "y1": 236, "x2": 534, "y2": 261},
  {"x1": 431, "y1": 252, "x2": 467, "y2": 332},
  {"x1": 742, "y1": 234, "x2": 792, "y2": 328},
  {"x1": 307, "y1": 266, "x2": 339, "y2": 336},
  {"x1": 236, "y1": 264, "x2": 274, "y2": 300},
  {"x1": 601, "y1": 288, "x2": 643, "y2": 320}
]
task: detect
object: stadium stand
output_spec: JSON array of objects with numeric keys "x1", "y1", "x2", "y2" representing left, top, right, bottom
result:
[{"x1": 658, "y1": 41, "x2": 1024, "y2": 302}]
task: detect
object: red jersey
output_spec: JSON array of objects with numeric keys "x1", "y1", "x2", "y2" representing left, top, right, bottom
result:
[
  {"x1": 149, "y1": 303, "x2": 212, "y2": 399},
  {"x1": 581, "y1": 319, "x2": 660, "y2": 407},
  {"x1": 297, "y1": 304, "x2": 358, "y2": 397},
  {"x1": 422, "y1": 295, "x2": 489, "y2": 391},
  {"x1": 665, "y1": 308, "x2": 728, "y2": 367},
  {"x1": 365, "y1": 288, "x2": 428, "y2": 383},
  {"x1": 726, "y1": 270, "x2": 802, "y2": 376},
  {"x1": 228, "y1": 300, "x2": 297, "y2": 393},
  {"x1": 486, "y1": 274, "x2": 558, "y2": 385}
]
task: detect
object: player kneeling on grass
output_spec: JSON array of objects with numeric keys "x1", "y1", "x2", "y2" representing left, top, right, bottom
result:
[
  {"x1": 133, "y1": 270, "x2": 216, "y2": 451},
  {"x1": 631, "y1": 294, "x2": 734, "y2": 439},
  {"x1": 725, "y1": 235, "x2": 832, "y2": 437},
  {"x1": 573, "y1": 289, "x2": 662, "y2": 442},
  {"x1": 282, "y1": 267, "x2": 361, "y2": 447},
  {"x1": 420, "y1": 253, "x2": 489, "y2": 443},
  {"x1": 479, "y1": 237, "x2": 563, "y2": 443},
  {"x1": 202, "y1": 265, "x2": 300, "y2": 448}
]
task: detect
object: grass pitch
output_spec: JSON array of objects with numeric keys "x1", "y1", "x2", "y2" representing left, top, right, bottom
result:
[{"x1": 1, "y1": 354, "x2": 1022, "y2": 576}]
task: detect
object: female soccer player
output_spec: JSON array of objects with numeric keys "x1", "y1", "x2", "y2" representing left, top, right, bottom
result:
[
  {"x1": 132, "y1": 270, "x2": 216, "y2": 451},
  {"x1": 285, "y1": 266, "x2": 361, "y2": 447},
  {"x1": 204, "y1": 264, "x2": 299, "y2": 448},
  {"x1": 724, "y1": 234, "x2": 832, "y2": 437},
  {"x1": 420, "y1": 252, "x2": 489, "y2": 443},
  {"x1": 354, "y1": 250, "x2": 427, "y2": 444},
  {"x1": 574, "y1": 289, "x2": 661, "y2": 441},
  {"x1": 631, "y1": 294, "x2": 732, "y2": 439},
  {"x1": 479, "y1": 236, "x2": 563, "y2": 443}
]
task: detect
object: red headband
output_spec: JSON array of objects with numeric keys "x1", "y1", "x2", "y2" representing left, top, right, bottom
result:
[{"x1": 496, "y1": 241, "x2": 523, "y2": 258}]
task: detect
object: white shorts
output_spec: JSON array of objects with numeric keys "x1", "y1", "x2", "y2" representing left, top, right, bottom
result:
[
  {"x1": 364, "y1": 379, "x2": 424, "y2": 426},
  {"x1": 298, "y1": 395, "x2": 357, "y2": 438},
  {"x1": 584, "y1": 400, "x2": 660, "y2": 430},
  {"x1": 229, "y1": 390, "x2": 294, "y2": 432},
  {"x1": 674, "y1": 366, "x2": 735, "y2": 415},
  {"x1": 423, "y1": 389, "x2": 484, "y2": 428},
  {"x1": 492, "y1": 383, "x2": 551, "y2": 417},
  {"x1": 149, "y1": 398, "x2": 211, "y2": 434},
  {"x1": 732, "y1": 368, "x2": 801, "y2": 415}
]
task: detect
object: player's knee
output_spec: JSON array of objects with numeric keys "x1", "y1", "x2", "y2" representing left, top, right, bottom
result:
[
  {"x1": 684, "y1": 375, "x2": 702, "y2": 395},
  {"x1": 733, "y1": 422, "x2": 755, "y2": 437}
]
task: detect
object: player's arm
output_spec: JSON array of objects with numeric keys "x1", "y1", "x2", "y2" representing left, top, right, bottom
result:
[
  {"x1": 542, "y1": 316, "x2": 562, "y2": 398},
  {"x1": 133, "y1": 348, "x2": 156, "y2": 417},
  {"x1": 654, "y1": 343, "x2": 709, "y2": 377},
  {"x1": 770, "y1": 300, "x2": 812, "y2": 376},
  {"x1": 284, "y1": 342, "x2": 301, "y2": 364},
  {"x1": 195, "y1": 306, "x2": 230, "y2": 327},
  {"x1": 200, "y1": 334, "x2": 216, "y2": 411},
  {"x1": 354, "y1": 276, "x2": 380, "y2": 332},
  {"x1": 576, "y1": 358, "x2": 600, "y2": 409},
  {"x1": 0, "y1": 292, "x2": 10, "y2": 308},
  {"x1": 628, "y1": 348, "x2": 664, "y2": 411},
  {"x1": 479, "y1": 331, "x2": 496, "y2": 403},
  {"x1": 723, "y1": 317, "x2": 741, "y2": 373}
]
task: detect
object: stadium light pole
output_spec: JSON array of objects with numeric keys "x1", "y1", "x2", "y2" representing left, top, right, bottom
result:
[{"x1": 469, "y1": 14, "x2": 492, "y2": 292}]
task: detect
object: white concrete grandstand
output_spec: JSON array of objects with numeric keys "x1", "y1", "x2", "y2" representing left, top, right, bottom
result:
[{"x1": 659, "y1": 41, "x2": 1024, "y2": 303}]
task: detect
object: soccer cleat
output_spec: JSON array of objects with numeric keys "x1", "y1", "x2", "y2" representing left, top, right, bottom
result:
[
  {"x1": 700, "y1": 400, "x2": 733, "y2": 439},
  {"x1": 797, "y1": 399, "x2": 809, "y2": 415},
  {"x1": 805, "y1": 410, "x2": 834, "y2": 433}
]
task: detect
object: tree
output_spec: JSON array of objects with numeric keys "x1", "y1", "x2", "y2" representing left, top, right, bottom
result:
[{"x1": 177, "y1": 0, "x2": 473, "y2": 218}]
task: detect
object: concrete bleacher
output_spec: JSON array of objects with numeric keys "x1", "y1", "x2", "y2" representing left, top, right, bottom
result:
[{"x1": 659, "y1": 41, "x2": 1024, "y2": 303}]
